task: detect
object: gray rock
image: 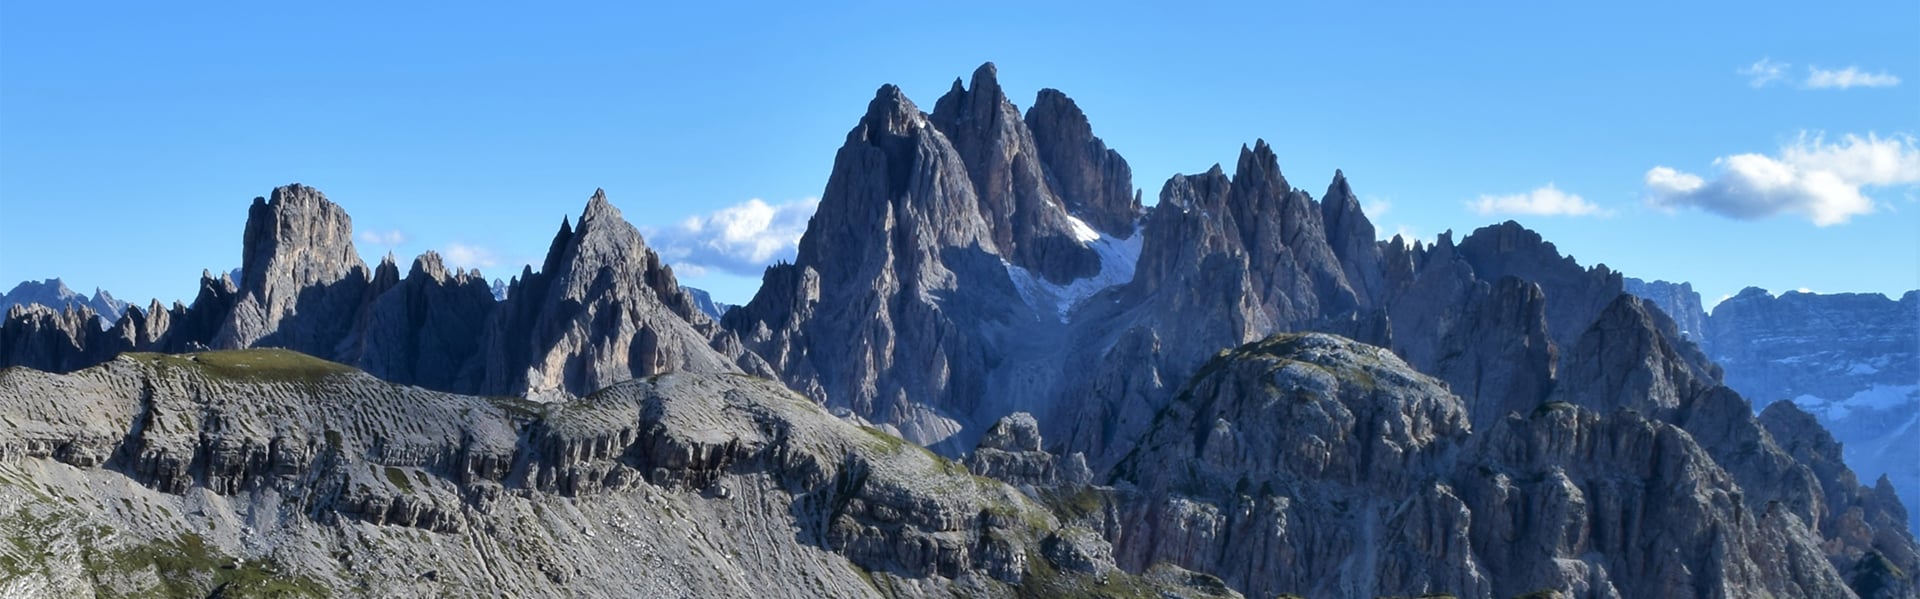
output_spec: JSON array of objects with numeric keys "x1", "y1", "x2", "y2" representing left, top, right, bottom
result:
[
  {"x1": 1025, "y1": 88, "x2": 1142, "y2": 238},
  {"x1": 214, "y1": 183, "x2": 373, "y2": 356},
  {"x1": 1109, "y1": 331, "x2": 1910, "y2": 599},
  {"x1": 480, "y1": 189, "x2": 746, "y2": 398},
  {"x1": 930, "y1": 62, "x2": 1099, "y2": 284},
  {"x1": 0, "y1": 278, "x2": 130, "y2": 329},
  {"x1": 0, "y1": 350, "x2": 1228, "y2": 598},
  {"x1": 686, "y1": 286, "x2": 735, "y2": 320},
  {"x1": 1622, "y1": 277, "x2": 1708, "y2": 342}
]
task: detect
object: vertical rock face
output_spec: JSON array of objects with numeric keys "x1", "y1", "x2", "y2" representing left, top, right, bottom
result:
[
  {"x1": 215, "y1": 184, "x2": 373, "y2": 356},
  {"x1": 930, "y1": 62, "x2": 1099, "y2": 284},
  {"x1": 725, "y1": 72, "x2": 1094, "y2": 448},
  {"x1": 1623, "y1": 277, "x2": 1709, "y2": 342},
  {"x1": 1319, "y1": 170, "x2": 1385, "y2": 305},
  {"x1": 355, "y1": 252, "x2": 496, "y2": 393},
  {"x1": 1107, "y1": 332, "x2": 1915, "y2": 599},
  {"x1": 0, "y1": 184, "x2": 752, "y2": 401},
  {"x1": 685, "y1": 287, "x2": 734, "y2": 320},
  {"x1": 1025, "y1": 88, "x2": 1142, "y2": 238},
  {"x1": 1700, "y1": 287, "x2": 1920, "y2": 536},
  {"x1": 483, "y1": 190, "x2": 746, "y2": 398}
]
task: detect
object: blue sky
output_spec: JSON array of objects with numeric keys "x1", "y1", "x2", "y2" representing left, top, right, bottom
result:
[{"x1": 3, "y1": 2, "x2": 1915, "y2": 309}]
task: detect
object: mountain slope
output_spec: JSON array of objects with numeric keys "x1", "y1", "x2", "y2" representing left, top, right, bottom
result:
[
  {"x1": 0, "y1": 350, "x2": 1232, "y2": 598},
  {"x1": 1103, "y1": 331, "x2": 1915, "y2": 598},
  {"x1": 1626, "y1": 281, "x2": 1919, "y2": 536}
]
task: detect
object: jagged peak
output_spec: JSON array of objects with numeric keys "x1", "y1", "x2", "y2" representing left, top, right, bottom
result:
[
  {"x1": 1323, "y1": 169, "x2": 1356, "y2": 203},
  {"x1": 1232, "y1": 139, "x2": 1290, "y2": 194},
  {"x1": 851, "y1": 84, "x2": 925, "y2": 144},
  {"x1": 968, "y1": 61, "x2": 1002, "y2": 98},
  {"x1": 581, "y1": 188, "x2": 619, "y2": 225},
  {"x1": 409, "y1": 251, "x2": 450, "y2": 282},
  {"x1": 266, "y1": 182, "x2": 329, "y2": 206}
]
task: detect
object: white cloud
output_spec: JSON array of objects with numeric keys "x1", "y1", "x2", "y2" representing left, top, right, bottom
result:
[
  {"x1": 1470, "y1": 184, "x2": 1606, "y2": 217},
  {"x1": 645, "y1": 197, "x2": 819, "y2": 278},
  {"x1": 1643, "y1": 132, "x2": 1920, "y2": 226},
  {"x1": 1383, "y1": 224, "x2": 1422, "y2": 245},
  {"x1": 442, "y1": 243, "x2": 500, "y2": 270},
  {"x1": 1362, "y1": 198, "x2": 1391, "y2": 218},
  {"x1": 357, "y1": 229, "x2": 407, "y2": 247},
  {"x1": 1804, "y1": 66, "x2": 1900, "y2": 89},
  {"x1": 1740, "y1": 58, "x2": 1790, "y2": 88}
]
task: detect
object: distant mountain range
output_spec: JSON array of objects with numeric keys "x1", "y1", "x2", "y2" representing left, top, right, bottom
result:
[
  {"x1": 1626, "y1": 278, "x2": 1920, "y2": 536},
  {"x1": 1, "y1": 278, "x2": 131, "y2": 329},
  {"x1": 2, "y1": 63, "x2": 1914, "y2": 598}
]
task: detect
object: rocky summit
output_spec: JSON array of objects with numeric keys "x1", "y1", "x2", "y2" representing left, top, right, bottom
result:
[{"x1": 2, "y1": 63, "x2": 1917, "y2": 598}]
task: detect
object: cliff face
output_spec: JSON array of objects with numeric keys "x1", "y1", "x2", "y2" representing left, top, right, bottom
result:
[
  {"x1": 0, "y1": 351, "x2": 1233, "y2": 598},
  {"x1": 3, "y1": 63, "x2": 1914, "y2": 599},
  {"x1": 1627, "y1": 282, "x2": 1920, "y2": 536},
  {"x1": 0, "y1": 185, "x2": 762, "y2": 400},
  {"x1": 1100, "y1": 332, "x2": 1915, "y2": 599}
]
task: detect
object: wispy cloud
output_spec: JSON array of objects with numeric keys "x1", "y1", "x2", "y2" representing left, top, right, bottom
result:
[
  {"x1": 1804, "y1": 66, "x2": 1901, "y2": 89},
  {"x1": 1643, "y1": 132, "x2": 1920, "y2": 226},
  {"x1": 1738, "y1": 58, "x2": 1900, "y2": 89},
  {"x1": 644, "y1": 197, "x2": 819, "y2": 278},
  {"x1": 1470, "y1": 184, "x2": 1607, "y2": 217},
  {"x1": 1739, "y1": 58, "x2": 1790, "y2": 88},
  {"x1": 442, "y1": 242, "x2": 501, "y2": 270},
  {"x1": 357, "y1": 229, "x2": 408, "y2": 247},
  {"x1": 1362, "y1": 198, "x2": 1391, "y2": 218}
]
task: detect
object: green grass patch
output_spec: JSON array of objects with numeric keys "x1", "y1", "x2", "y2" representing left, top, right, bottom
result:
[
  {"x1": 384, "y1": 467, "x2": 414, "y2": 493},
  {"x1": 92, "y1": 532, "x2": 327, "y2": 598},
  {"x1": 137, "y1": 349, "x2": 355, "y2": 384}
]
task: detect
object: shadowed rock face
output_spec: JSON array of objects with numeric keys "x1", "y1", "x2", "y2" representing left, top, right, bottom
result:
[
  {"x1": 0, "y1": 351, "x2": 1236, "y2": 598},
  {"x1": 3, "y1": 63, "x2": 1914, "y2": 599},
  {"x1": 1099, "y1": 332, "x2": 1914, "y2": 599},
  {"x1": 480, "y1": 190, "x2": 757, "y2": 398},
  {"x1": 0, "y1": 185, "x2": 760, "y2": 400},
  {"x1": 725, "y1": 67, "x2": 1150, "y2": 450},
  {"x1": 216, "y1": 183, "x2": 372, "y2": 355},
  {"x1": 0, "y1": 278, "x2": 129, "y2": 328},
  {"x1": 1627, "y1": 282, "x2": 1920, "y2": 537},
  {"x1": 1025, "y1": 88, "x2": 1142, "y2": 239}
]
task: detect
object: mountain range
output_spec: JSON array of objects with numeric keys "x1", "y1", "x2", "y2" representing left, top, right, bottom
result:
[
  {"x1": 1, "y1": 279, "x2": 132, "y2": 330},
  {"x1": 2, "y1": 63, "x2": 1915, "y2": 598},
  {"x1": 1625, "y1": 278, "x2": 1920, "y2": 537}
]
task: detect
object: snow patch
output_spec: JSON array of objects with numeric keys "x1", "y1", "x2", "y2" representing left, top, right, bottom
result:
[
  {"x1": 1064, "y1": 213, "x2": 1102, "y2": 243},
  {"x1": 1006, "y1": 219, "x2": 1144, "y2": 322},
  {"x1": 1793, "y1": 384, "x2": 1919, "y2": 422}
]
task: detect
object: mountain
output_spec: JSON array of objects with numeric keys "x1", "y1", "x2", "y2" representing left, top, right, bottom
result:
[
  {"x1": 1627, "y1": 280, "x2": 1920, "y2": 536},
  {"x1": 1623, "y1": 277, "x2": 1708, "y2": 341},
  {"x1": 4, "y1": 63, "x2": 1918, "y2": 598},
  {"x1": 1, "y1": 278, "x2": 130, "y2": 329},
  {"x1": 686, "y1": 286, "x2": 735, "y2": 320},
  {"x1": 1, "y1": 184, "x2": 768, "y2": 400},
  {"x1": 1106, "y1": 330, "x2": 1909, "y2": 598},
  {"x1": 0, "y1": 350, "x2": 1234, "y2": 598}
]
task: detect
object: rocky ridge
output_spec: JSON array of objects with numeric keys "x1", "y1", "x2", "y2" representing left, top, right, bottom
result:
[
  {"x1": 1097, "y1": 331, "x2": 1915, "y2": 598},
  {"x1": 1627, "y1": 282, "x2": 1920, "y2": 536},
  {"x1": 0, "y1": 62, "x2": 1914, "y2": 598},
  {"x1": 0, "y1": 185, "x2": 762, "y2": 400},
  {"x1": 1, "y1": 279, "x2": 130, "y2": 330},
  {"x1": 0, "y1": 350, "x2": 1233, "y2": 598}
]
